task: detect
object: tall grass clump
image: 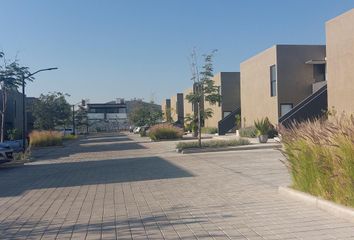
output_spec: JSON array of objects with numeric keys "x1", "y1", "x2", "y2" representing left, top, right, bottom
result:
[
  {"x1": 29, "y1": 130, "x2": 63, "y2": 147},
  {"x1": 149, "y1": 123, "x2": 183, "y2": 141},
  {"x1": 201, "y1": 127, "x2": 218, "y2": 134},
  {"x1": 280, "y1": 115, "x2": 354, "y2": 208}
]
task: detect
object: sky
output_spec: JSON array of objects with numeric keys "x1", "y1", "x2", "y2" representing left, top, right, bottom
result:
[{"x1": 0, "y1": 0, "x2": 353, "y2": 105}]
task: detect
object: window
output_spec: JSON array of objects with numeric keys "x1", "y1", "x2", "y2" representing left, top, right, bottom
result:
[
  {"x1": 223, "y1": 111, "x2": 231, "y2": 118},
  {"x1": 270, "y1": 65, "x2": 277, "y2": 97},
  {"x1": 280, "y1": 103, "x2": 293, "y2": 117},
  {"x1": 313, "y1": 64, "x2": 326, "y2": 82},
  {"x1": 118, "y1": 108, "x2": 126, "y2": 113}
]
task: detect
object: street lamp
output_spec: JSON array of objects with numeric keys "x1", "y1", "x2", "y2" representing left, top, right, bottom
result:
[{"x1": 22, "y1": 67, "x2": 58, "y2": 152}]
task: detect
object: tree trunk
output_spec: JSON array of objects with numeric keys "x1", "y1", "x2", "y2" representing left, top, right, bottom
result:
[{"x1": 197, "y1": 101, "x2": 202, "y2": 148}]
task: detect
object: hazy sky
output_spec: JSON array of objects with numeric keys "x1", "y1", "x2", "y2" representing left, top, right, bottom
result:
[{"x1": 0, "y1": 0, "x2": 353, "y2": 104}]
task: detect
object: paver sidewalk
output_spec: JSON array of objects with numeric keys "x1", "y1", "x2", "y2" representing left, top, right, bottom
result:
[{"x1": 0, "y1": 133, "x2": 353, "y2": 239}]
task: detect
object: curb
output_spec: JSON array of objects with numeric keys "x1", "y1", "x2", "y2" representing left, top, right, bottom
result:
[
  {"x1": 179, "y1": 143, "x2": 281, "y2": 154},
  {"x1": 279, "y1": 186, "x2": 354, "y2": 223}
]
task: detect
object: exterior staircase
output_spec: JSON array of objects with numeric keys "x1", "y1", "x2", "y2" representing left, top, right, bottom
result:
[
  {"x1": 279, "y1": 84, "x2": 328, "y2": 127},
  {"x1": 218, "y1": 107, "x2": 241, "y2": 135}
]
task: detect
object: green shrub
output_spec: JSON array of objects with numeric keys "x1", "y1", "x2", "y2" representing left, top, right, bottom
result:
[
  {"x1": 254, "y1": 117, "x2": 271, "y2": 135},
  {"x1": 239, "y1": 126, "x2": 257, "y2": 138},
  {"x1": 201, "y1": 127, "x2": 218, "y2": 134},
  {"x1": 176, "y1": 138, "x2": 250, "y2": 150},
  {"x1": 281, "y1": 115, "x2": 354, "y2": 208},
  {"x1": 62, "y1": 134, "x2": 78, "y2": 140},
  {"x1": 29, "y1": 130, "x2": 63, "y2": 147},
  {"x1": 149, "y1": 123, "x2": 183, "y2": 141}
]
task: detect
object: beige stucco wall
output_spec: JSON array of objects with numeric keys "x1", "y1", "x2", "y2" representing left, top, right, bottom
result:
[
  {"x1": 204, "y1": 72, "x2": 240, "y2": 128},
  {"x1": 161, "y1": 99, "x2": 171, "y2": 121},
  {"x1": 170, "y1": 95, "x2": 178, "y2": 122},
  {"x1": 326, "y1": 9, "x2": 354, "y2": 114},
  {"x1": 183, "y1": 88, "x2": 194, "y2": 120},
  {"x1": 241, "y1": 46, "x2": 278, "y2": 126}
]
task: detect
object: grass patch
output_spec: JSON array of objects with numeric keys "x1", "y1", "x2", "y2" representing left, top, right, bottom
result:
[
  {"x1": 201, "y1": 127, "x2": 218, "y2": 134},
  {"x1": 149, "y1": 123, "x2": 183, "y2": 141},
  {"x1": 239, "y1": 126, "x2": 257, "y2": 138},
  {"x1": 29, "y1": 130, "x2": 63, "y2": 147},
  {"x1": 62, "y1": 134, "x2": 78, "y2": 140},
  {"x1": 280, "y1": 115, "x2": 354, "y2": 208},
  {"x1": 176, "y1": 138, "x2": 250, "y2": 150}
]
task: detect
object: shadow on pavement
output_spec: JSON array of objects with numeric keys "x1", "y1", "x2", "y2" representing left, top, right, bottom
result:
[
  {"x1": 30, "y1": 133, "x2": 146, "y2": 161},
  {"x1": 0, "y1": 207, "x2": 216, "y2": 239},
  {"x1": 0, "y1": 156, "x2": 194, "y2": 197}
]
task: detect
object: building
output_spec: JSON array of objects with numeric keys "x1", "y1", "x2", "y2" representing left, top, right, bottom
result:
[
  {"x1": 87, "y1": 99, "x2": 128, "y2": 131},
  {"x1": 326, "y1": 9, "x2": 354, "y2": 114},
  {"x1": 170, "y1": 93, "x2": 184, "y2": 124},
  {"x1": 183, "y1": 88, "x2": 194, "y2": 121},
  {"x1": 0, "y1": 90, "x2": 24, "y2": 139},
  {"x1": 161, "y1": 99, "x2": 171, "y2": 122},
  {"x1": 240, "y1": 45, "x2": 326, "y2": 126},
  {"x1": 204, "y1": 72, "x2": 240, "y2": 129}
]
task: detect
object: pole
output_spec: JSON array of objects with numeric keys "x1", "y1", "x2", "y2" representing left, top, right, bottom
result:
[
  {"x1": 72, "y1": 105, "x2": 75, "y2": 135},
  {"x1": 22, "y1": 76, "x2": 26, "y2": 153},
  {"x1": 197, "y1": 100, "x2": 201, "y2": 148}
]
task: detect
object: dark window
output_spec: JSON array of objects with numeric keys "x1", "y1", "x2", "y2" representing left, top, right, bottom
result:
[
  {"x1": 280, "y1": 103, "x2": 293, "y2": 117},
  {"x1": 313, "y1": 64, "x2": 326, "y2": 82},
  {"x1": 270, "y1": 65, "x2": 277, "y2": 97}
]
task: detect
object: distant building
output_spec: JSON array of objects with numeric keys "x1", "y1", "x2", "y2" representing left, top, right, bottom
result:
[
  {"x1": 204, "y1": 72, "x2": 240, "y2": 129},
  {"x1": 170, "y1": 93, "x2": 184, "y2": 125},
  {"x1": 87, "y1": 98, "x2": 128, "y2": 131},
  {"x1": 161, "y1": 99, "x2": 171, "y2": 122}
]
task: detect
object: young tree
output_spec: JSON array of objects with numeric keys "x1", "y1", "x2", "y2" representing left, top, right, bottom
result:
[
  {"x1": 33, "y1": 92, "x2": 71, "y2": 130},
  {"x1": 0, "y1": 52, "x2": 33, "y2": 142},
  {"x1": 75, "y1": 100, "x2": 89, "y2": 134},
  {"x1": 128, "y1": 102, "x2": 162, "y2": 127},
  {"x1": 186, "y1": 49, "x2": 221, "y2": 147}
]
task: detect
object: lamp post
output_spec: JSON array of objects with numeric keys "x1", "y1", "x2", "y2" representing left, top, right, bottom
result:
[{"x1": 22, "y1": 67, "x2": 58, "y2": 152}]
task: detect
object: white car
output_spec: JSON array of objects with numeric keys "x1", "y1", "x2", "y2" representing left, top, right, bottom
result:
[{"x1": 133, "y1": 127, "x2": 141, "y2": 134}]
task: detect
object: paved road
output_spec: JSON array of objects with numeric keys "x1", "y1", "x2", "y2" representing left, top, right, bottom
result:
[{"x1": 0, "y1": 133, "x2": 353, "y2": 240}]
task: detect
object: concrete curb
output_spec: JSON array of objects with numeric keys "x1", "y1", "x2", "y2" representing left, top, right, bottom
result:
[
  {"x1": 279, "y1": 186, "x2": 354, "y2": 223},
  {"x1": 179, "y1": 143, "x2": 281, "y2": 154}
]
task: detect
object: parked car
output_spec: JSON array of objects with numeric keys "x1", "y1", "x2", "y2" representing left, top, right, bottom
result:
[
  {"x1": 3, "y1": 140, "x2": 22, "y2": 152},
  {"x1": 0, "y1": 143, "x2": 14, "y2": 164},
  {"x1": 61, "y1": 128, "x2": 74, "y2": 136},
  {"x1": 133, "y1": 127, "x2": 141, "y2": 134}
]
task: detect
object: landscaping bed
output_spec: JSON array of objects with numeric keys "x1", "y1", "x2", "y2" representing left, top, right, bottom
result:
[{"x1": 280, "y1": 115, "x2": 354, "y2": 209}]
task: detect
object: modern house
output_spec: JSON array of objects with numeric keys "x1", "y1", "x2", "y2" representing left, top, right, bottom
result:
[
  {"x1": 170, "y1": 93, "x2": 184, "y2": 125},
  {"x1": 87, "y1": 99, "x2": 128, "y2": 131},
  {"x1": 240, "y1": 45, "x2": 326, "y2": 126},
  {"x1": 204, "y1": 72, "x2": 240, "y2": 131},
  {"x1": 0, "y1": 90, "x2": 24, "y2": 139},
  {"x1": 326, "y1": 9, "x2": 354, "y2": 114},
  {"x1": 161, "y1": 98, "x2": 171, "y2": 122}
]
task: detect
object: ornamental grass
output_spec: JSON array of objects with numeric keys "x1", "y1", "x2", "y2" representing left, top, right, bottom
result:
[{"x1": 280, "y1": 115, "x2": 354, "y2": 208}]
